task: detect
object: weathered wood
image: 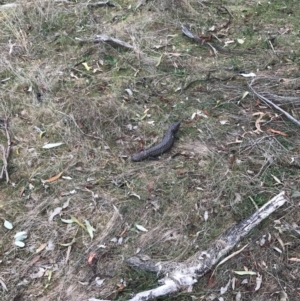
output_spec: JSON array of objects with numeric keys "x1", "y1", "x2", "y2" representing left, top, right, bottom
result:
[
  {"x1": 75, "y1": 35, "x2": 133, "y2": 50},
  {"x1": 95, "y1": 191, "x2": 287, "y2": 301}
]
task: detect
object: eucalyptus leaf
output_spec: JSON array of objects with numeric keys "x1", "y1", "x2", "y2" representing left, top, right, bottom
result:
[
  {"x1": 15, "y1": 240, "x2": 25, "y2": 247},
  {"x1": 4, "y1": 220, "x2": 13, "y2": 230},
  {"x1": 14, "y1": 231, "x2": 28, "y2": 241},
  {"x1": 42, "y1": 142, "x2": 64, "y2": 149},
  {"x1": 85, "y1": 220, "x2": 96, "y2": 239},
  {"x1": 61, "y1": 218, "x2": 74, "y2": 224},
  {"x1": 234, "y1": 271, "x2": 257, "y2": 276}
]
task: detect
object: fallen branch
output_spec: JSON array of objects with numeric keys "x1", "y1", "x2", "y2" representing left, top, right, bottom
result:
[
  {"x1": 259, "y1": 93, "x2": 300, "y2": 105},
  {"x1": 75, "y1": 34, "x2": 133, "y2": 50},
  {"x1": 95, "y1": 191, "x2": 287, "y2": 301},
  {"x1": 248, "y1": 82, "x2": 300, "y2": 128},
  {"x1": 0, "y1": 117, "x2": 11, "y2": 182},
  {"x1": 87, "y1": 1, "x2": 116, "y2": 7}
]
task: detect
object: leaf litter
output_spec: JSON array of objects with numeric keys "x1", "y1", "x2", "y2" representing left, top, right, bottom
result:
[{"x1": 1, "y1": 2, "x2": 296, "y2": 298}]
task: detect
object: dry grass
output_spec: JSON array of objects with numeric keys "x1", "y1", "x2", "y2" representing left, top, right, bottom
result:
[{"x1": 0, "y1": 0, "x2": 300, "y2": 300}]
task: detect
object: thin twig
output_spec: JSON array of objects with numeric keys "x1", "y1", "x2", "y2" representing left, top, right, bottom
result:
[
  {"x1": 248, "y1": 82, "x2": 300, "y2": 127},
  {"x1": 68, "y1": 114, "x2": 105, "y2": 141},
  {"x1": 56, "y1": 110, "x2": 105, "y2": 141},
  {"x1": 0, "y1": 117, "x2": 11, "y2": 182},
  {"x1": 0, "y1": 145, "x2": 9, "y2": 182},
  {"x1": 206, "y1": 42, "x2": 218, "y2": 57}
]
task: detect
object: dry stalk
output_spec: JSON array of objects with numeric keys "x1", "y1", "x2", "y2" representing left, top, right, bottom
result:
[{"x1": 0, "y1": 117, "x2": 11, "y2": 182}]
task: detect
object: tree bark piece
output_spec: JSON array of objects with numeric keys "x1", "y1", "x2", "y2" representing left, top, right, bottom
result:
[{"x1": 96, "y1": 191, "x2": 287, "y2": 301}]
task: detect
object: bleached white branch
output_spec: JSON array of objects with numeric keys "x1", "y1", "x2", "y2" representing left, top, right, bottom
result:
[
  {"x1": 95, "y1": 191, "x2": 287, "y2": 301},
  {"x1": 87, "y1": 1, "x2": 116, "y2": 7},
  {"x1": 75, "y1": 35, "x2": 133, "y2": 49}
]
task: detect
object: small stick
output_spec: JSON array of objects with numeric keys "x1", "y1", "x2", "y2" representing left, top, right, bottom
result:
[
  {"x1": 56, "y1": 110, "x2": 105, "y2": 141},
  {"x1": 0, "y1": 145, "x2": 9, "y2": 182},
  {"x1": 0, "y1": 117, "x2": 11, "y2": 182},
  {"x1": 75, "y1": 34, "x2": 133, "y2": 50},
  {"x1": 248, "y1": 82, "x2": 300, "y2": 128}
]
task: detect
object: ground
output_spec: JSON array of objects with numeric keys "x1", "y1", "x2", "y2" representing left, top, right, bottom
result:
[{"x1": 0, "y1": 0, "x2": 300, "y2": 300}]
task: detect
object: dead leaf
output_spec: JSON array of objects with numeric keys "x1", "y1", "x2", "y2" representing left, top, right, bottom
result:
[
  {"x1": 240, "y1": 72, "x2": 256, "y2": 77},
  {"x1": 220, "y1": 279, "x2": 231, "y2": 294},
  {"x1": 65, "y1": 245, "x2": 72, "y2": 263},
  {"x1": 271, "y1": 174, "x2": 282, "y2": 185},
  {"x1": 49, "y1": 207, "x2": 62, "y2": 222},
  {"x1": 176, "y1": 169, "x2": 188, "y2": 176},
  {"x1": 88, "y1": 252, "x2": 97, "y2": 265},
  {"x1": 234, "y1": 270, "x2": 256, "y2": 276},
  {"x1": 36, "y1": 243, "x2": 47, "y2": 253},
  {"x1": 29, "y1": 255, "x2": 41, "y2": 266},
  {"x1": 191, "y1": 110, "x2": 208, "y2": 120},
  {"x1": 19, "y1": 187, "x2": 25, "y2": 197},
  {"x1": 42, "y1": 142, "x2": 64, "y2": 149},
  {"x1": 71, "y1": 215, "x2": 86, "y2": 230},
  {"x1": 130, "y1": 192, "x2": 140, "y2": 200},
  {"x1": 288, "y1": 257, "x2": 300, "y2": 262},
  {"x1": 150, "y1": 200, "x2": 160, "y2": 211},
  {"x1": 117, "y1": 283, "x2": 126, "y2": 291},
  {"x1": 135, "y1": 224, "x2": 148, "y2": 232},
  {"x1": 95, "y1": 277, "x2": 105, "y2": 287},
  {"x1": 15, "y1": 241, "x2": 25, "y2": 247},
  {"x1": 147, "y1": 182, "x2": 154, "y2": 194},
  {"x1": 119, "y1": 227, "x2": 127, "y2": 237},
  {"x1": 273, "y1": 246, "x2": 282, "y2": 254},
  {"x1": 61, "y1": 218, "x2": 73, "y2": 224},
  {"x1": 82, "y1": 62, "x2": 91, "y2": 71},
  {"x1": 46, "y1": 269, "x2": 52, "y2": 281},
  {"x1": 30, "y1": 267, "x2": 45, "y2": 279},
  {"x1": 85, "y1": 220, "x2": 96, "y2": 239},
  {"x1": 0, "y1": 277, "x2": 8, "y2": 292},
  {"x1": 4, "y1": 220, "x2": 13, "y2": 229},
  {"x1": 59, "y1": 237, "x2": 76, "y2": 247},
  {"x1": 44, "y1": 172, "x2": 63, "y2": 183},
  {"x1": 208, "y1": 274, "x2": 215, "y2": 287},
  {"x1": 232, "y1": 276, "x2": 236, "y2": 290},
  {"x1": 241, "y1": 91, "x2": 249, "y2": 100},
  {"x1": 255, "y1": 273, "x2": 262, "y2": 291},
  {"x1": 62, "y1": 198, "x2": 71, "y2": 209},
  {"x1": 211, "y1": 244, "x2": 248, "y2": 277},
  {"x1": 267, "y1": 128, "x2": 288, "y2": 136},
  {"x1": 155, "y1": 54, "x2": 163, "y2": 67},
  {"x1": 253, "y1": 112, "x2": 265, "y2": 133},
  {"x1": 279, "y1": 291, "x2": 288, "y2": 301}
]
